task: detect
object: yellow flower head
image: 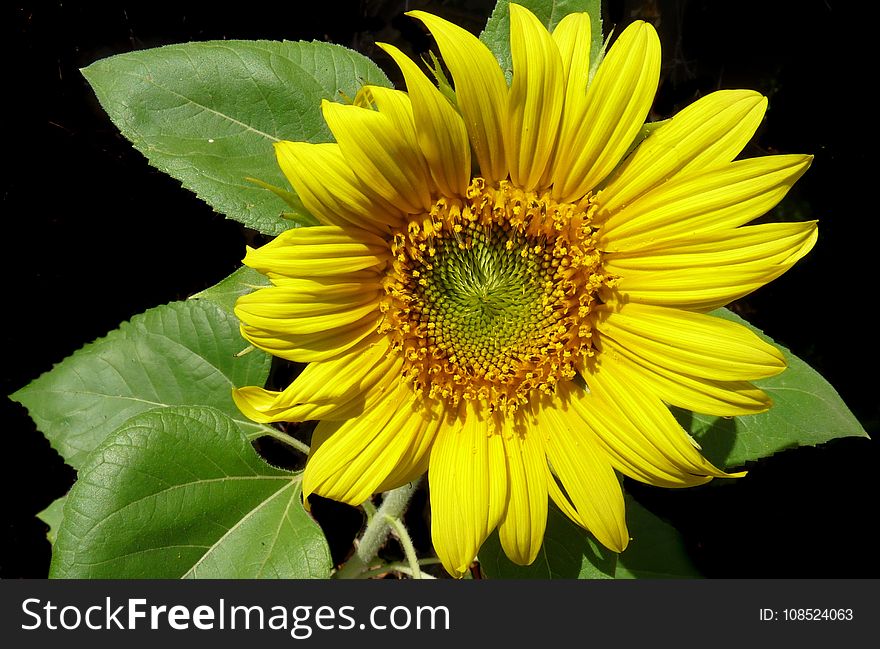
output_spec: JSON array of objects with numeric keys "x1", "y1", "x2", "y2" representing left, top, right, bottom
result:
[{"x1": 233, "y1": 4, "x2": 817, "y2": 577}]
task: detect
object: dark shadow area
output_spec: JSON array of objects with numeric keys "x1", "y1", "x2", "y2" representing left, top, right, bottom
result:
[
  {"x1": 307, "y1": 495, "x2": 366, "y2": 570},
  {"x1": 626, "y1": 435, "x2": 880, "y2": 577}
]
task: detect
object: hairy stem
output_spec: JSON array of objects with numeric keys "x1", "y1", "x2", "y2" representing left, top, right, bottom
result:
[{"x1": 334, "y1": 478, "x2": 422, "y2": 579}]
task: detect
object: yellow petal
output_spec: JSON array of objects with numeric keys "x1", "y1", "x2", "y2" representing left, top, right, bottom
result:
[
  {"x1": 274, "y1": 141, "x2": 404, "y2": 234},
  {"x1": 557, "y1": 380, "x2": 730, "y2": 488},
  {"x1": 553, "y1": 12, "x2": 592, "y2": 110},
  {"x1": 232, "y1": 335, "x2": 401, "y2": 423},
  {"x1": 506, "y1": 3, "x2": 565, "y2": 191},
  {"x1": 600, "y1": 336, "x2": 772, "y2": 416},
  {"x1": 580, "y1": 362, "x2": 741, "y2": 483},
  {"x1": 610, "y1": 222, "x2": 818, "y2": 311},
  {"x1": 540, "y1": 404, "x2": 629, "y2": 552},
  {"x1": 498, "y1": 418, "x2": 548, "y2": 565},
  {"x1": 322, "y1": 100, "x2": 432, "y2": 213},
  {"x1": 429, "y1": 405, "x2": 507, "y2": 577},
  {"x1": 598, "y1": 89, "x2": 768, "y2": 216},
  {"x1": 606, "y1": 220, "x2": 817, "y2": 272},
  {"x1": 236, "y1": 276, "x2": 381, "y2": 359},
  {"x1": 240, "y1": 314, "x2": 377, "y2": 363},
  {"x1": 600, "y1": 155, "x2": 813, "y2": 250},
  {"x1": 408, "y1": 11, "x2": 508, "y2": 182},
  {"x1": 355, "y1": 85, "x2": 437, "y2": 198},
  {"x1": 303, "y1": 380, "x2": 434, "y2": 506},
  {"x1": 355, "y1": 86, "x2": 421, "y2": 153},
  {"x1": 242, "y1": 225, "x2": 389, "y2": 278},
  {"x1": 597, "y1": 302, "x2": 785, "y2": 381},
  {"x1": 236, "y1": 276, "x2": 379, "y2": 319},
  {"x1": 235, "y1": 284, "x2": 380, "y2": 336},
  {"x1": 374, "y1": 398, "x2": 446, "y2": 494},
  {"x1": 552, "y1": 20, "x2": 661, "y2": 202},
  {"x1": 548, "y1": 11, "x2": 591, "y2": 188},
  {"x1": 378, "y1": 43, "x2": 471, "y2": 198}
]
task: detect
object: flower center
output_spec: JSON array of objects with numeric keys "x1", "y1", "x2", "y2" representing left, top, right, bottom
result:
[{"x1": 380, "y1": 178, "x2": 614, "y2": 412}]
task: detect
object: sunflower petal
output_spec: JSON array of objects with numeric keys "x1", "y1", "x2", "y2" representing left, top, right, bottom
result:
[
  {"x1": 235, "y1": 285, "x2": 380, "y2": 336},
  {"x1": 378, "y1": 43, "x2": 471, "y2": 198},
  {"x1": 506, "y1": 3, "x2": 565, "y2": 191},
  {"x1": 409, "y1": 10, "x2": 508, "y2": 182},
  {"x1": 553, "y1": 12, "x2": 592, "y2": 112},
  {"x1": 240, "y1": 315, "x2": 378, "y2": 363},
  {"x1": 374, "y1": 398, "x2": 445, "y2": 494},
  {"x1": 547, "y1": 11, "x2": 591, "y2": 187},
  {"x1": 322, "y1": 100, "x2": 432, "y2": 213},
  {"x1": 552, "y1": 20, "x2": 661, "y2": 202},
  {"x1": 429, "y1": 405, "x2": 507, "y2": 577},
  {"x1": 600, "y1": 336, "x2": 773, "y2": 416},
  {"x1": 355, "y1": 86, "x2": 422, "y2": 153},
  {"x1": 581, "y1": 362, "x2": 742, "y2": 482},
  {"x1": 598, "y1": 89, "x2": 768, "y2": 216},
  {"x1": 596, "y1": 303, "x2": 785, "y2": 382},
  {"x1": 242, "y1": 225, "x2": 389, "y2": 278},
  {"x1": 606, "y1": 220, "x2": 817, "y2": 271},
  {"x1": 232, "y1": 336, "x2": 401, "y2": 423},
  {"x1": 541, "y1": 404, "x2": 629, "y2": 552},
  {"x1": 303, "y1": 380, "x2": 435, "y2": 506},
  {"x1": 600, "y1": 155, "x2": 813, "y2": 250},
  {"x1": 558, "y1": 379, "x2": 734, "y2": 488},
  {"x1": 274, "y1": 141, "x2": 404, "y2": 233},
  {"x1": 498, "y1": 419, "x2": 548, "y2": 565},
  {"x1": 611, "y1": 221, "x2": 818, "y2": 311}
]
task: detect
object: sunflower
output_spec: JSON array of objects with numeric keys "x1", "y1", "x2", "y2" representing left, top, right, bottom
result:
[{"x1": 232, "y1": 4, "x2": 816, "y2": 577}]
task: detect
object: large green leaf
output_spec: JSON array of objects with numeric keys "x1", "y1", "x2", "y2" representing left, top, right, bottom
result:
[
  {"x1": 614, "y1": 495, "x2": 700, "y2": 578},
  {"x1": 190, "y1": 265, "x2": 271, "y2": 314},
  {"x1": 677, "y1": 309, "x2": 868, "y2": 469},
  {"x1": 50, "y1": 407, "x2": 331, "y2": 578},
  {"x1": 481, "y1": 0, "x2": 603, "y2": 82},
  {"x1": 82, "y1": 40, "x2": 391, "y2": 235},
  {"x1": 11, "y1": 300, "x2": 270, "y2": 469},
  {"x1": 479, "y1": 495, "x2": 698, "y2": 578},
  {"x1": 479, "y1": 502, "x2": 617, "y2": 578},
  {"x1": 36, "y1": 496, "x2": 67, "y2": 546}
]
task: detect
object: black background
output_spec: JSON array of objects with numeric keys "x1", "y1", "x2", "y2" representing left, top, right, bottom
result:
[{"x1": 3, "y1": 0, "x2": 877, "y2": 578}]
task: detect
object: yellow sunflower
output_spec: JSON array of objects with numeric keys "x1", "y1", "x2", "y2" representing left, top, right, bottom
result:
[{"x1": 232, "y1": 4, "x2": 816, "y2": 577}]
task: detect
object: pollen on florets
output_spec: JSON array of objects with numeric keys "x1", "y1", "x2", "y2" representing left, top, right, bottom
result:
[{"x1": 380, "y1": 178, "x2": 615, "y2": 413}]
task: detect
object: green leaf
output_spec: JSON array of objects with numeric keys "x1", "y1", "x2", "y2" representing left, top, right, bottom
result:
[
  {"x1": 50, "y1": 407, "x2": 331, "y2": 578},
  {"x1": 479, "y1": 502, "x2": 617, "y2": 578},
  {"x1": 479, "y1": 495, "x2": 698, "y2": 579},
  {"x1": 190, "y1": 265, "x2": 271, "y2": 315},
  {"x1": 82, "y1": 40, "x2": 391, "y2": 235},
  {"x1": 614, "y1": 495, "x2": 701, "y2": 578},
  {"x1": 36, "y1": 496, "x2": 67, "y2": 546},
  {"x1": 11, "y1": 300, "x2": 270, "y2": 470},
  {"x1": 675, "y1": 308, "x2": 869, "y2": 469},
  {"x1": 481, "y1": 0, "x2": 603, "y2": 83}
]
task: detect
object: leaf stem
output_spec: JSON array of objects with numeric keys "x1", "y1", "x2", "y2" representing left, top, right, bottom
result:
[
  {"x1": 385, "y1": 513, "x2": 421, "y2": 579},
  {"x1": 356, "y1": 562, "x2": 437, "y2": 580},
  {"x1": 246, "y1": 424, "x2": 310, "y2": 456},
  {"x1": 362, "y1": 499, "x2": 378, "y2": 523}
]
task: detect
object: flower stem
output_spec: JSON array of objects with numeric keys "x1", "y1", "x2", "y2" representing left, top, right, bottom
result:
[{"x1": 334, "y1": 478, "x2": 422, "y2": 579}]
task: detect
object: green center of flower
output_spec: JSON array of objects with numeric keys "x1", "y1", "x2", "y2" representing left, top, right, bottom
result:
[
  {"x1": 381, "y1": 178, "x2": 614, "y2": 411},
  {"x1": 416, "y1": 219, "x2": 556, "y2": 365}
]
